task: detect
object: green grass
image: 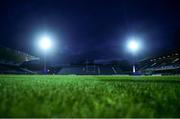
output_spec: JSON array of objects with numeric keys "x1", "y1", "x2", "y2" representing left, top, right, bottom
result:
[{"x1": 0, "y1": 75, "x2": 180, "y2": 118}]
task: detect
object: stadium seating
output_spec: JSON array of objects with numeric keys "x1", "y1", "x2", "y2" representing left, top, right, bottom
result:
[
  {"x1": 58, "y1": 66, "x2": 84, "y2": 75},
  {"x1": 1, "y1": 45, "x2": 179, "y2": 75},
  {"x1": 0, "y1": 46, "x2": 39, "y2": 74},
  {"x1": 57, "y1": 64, "x2": 131, "y2": 75},
  {"x1": 99, "y1": 66, "x2": 115, "y2": 75},
  {"x1": 0, "y1": 63, "x2": 35, "y2": 74},
  {"x1": 0, "y1": 46, "x2": 39, "y2": 64},
  {"x1": 138, "y1": 51, "x2": 180, "y2": 74}
]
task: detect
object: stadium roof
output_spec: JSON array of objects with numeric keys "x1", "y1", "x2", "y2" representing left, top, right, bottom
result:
[{"x1": 0, "y1": 46, "x2": 39, "y2": 64}]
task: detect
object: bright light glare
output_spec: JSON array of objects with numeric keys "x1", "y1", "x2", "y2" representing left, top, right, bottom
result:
[
  {"x1": 127, "y1": 38, "x2": 140, "y2": 53},
  {"x1": 128, "y1": 40, "x2": 138, "y2": 51},
  {"x1": 39, "y1": 36, "x2": 52, "y2": 50}
]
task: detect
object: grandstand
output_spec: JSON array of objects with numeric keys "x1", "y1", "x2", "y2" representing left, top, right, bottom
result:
[
  {"x1": 0, "y1": 45, "x2": 179, "y2": 75},
  {"x1": 57, "y1": 65, "x2": 116, "y2": 75},
  {"x1": 0, "y1": 46, "x2": 39, "y2": 74},
  {"x1": 57, "y1": 60, "x2": 131, "y2": 75},
  {"x1": 57, "y1": 51, "x2": 180, "y2": 75},
  {"x1": 138, "y1": 50, "x2": 180, "y2": 75}
]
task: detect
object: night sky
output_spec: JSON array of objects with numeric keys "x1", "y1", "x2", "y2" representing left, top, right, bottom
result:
[{"x1": 0, "y1": 0, "x2": 179, "y2": 64}]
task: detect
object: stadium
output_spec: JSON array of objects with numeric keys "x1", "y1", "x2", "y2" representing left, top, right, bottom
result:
[
  {"x1": 0, "y1": 0, "x2": 180, "y2": 118},
  {"x1": 1, "y1": 46, "x2": 179, "y2": 75}
]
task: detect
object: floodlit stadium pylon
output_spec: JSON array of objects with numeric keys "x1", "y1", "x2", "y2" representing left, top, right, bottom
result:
[
  {"x1": 127, "y1": 37, "x2": 141, "y2": 74},
  {"x1": 38, "y1": 35, "x2": 52, "y2": 74}
]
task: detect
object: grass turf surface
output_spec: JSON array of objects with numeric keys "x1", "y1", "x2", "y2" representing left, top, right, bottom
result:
[{"x1": 0, "y1": 75, "x2": 180, "y2": 117}]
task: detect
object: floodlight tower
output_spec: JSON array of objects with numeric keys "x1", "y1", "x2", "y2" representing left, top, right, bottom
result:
[
  {"x1": 38, "y1": 35, "x2": 52, "y2": 74},
  {"x1": 127, "y1": 38, "x2": 140, "y2": 74}
]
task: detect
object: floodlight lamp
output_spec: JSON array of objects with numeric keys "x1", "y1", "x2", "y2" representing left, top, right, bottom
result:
[
  {"x1": 127, "y1": 39, "x2": 140, "y2": 53},
  {"x1": 39, "y1": 36, "x2": 52, "y2": 50},
  {"x1": 128, "y1": 40, "x2": 138, "y2": 51}
]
